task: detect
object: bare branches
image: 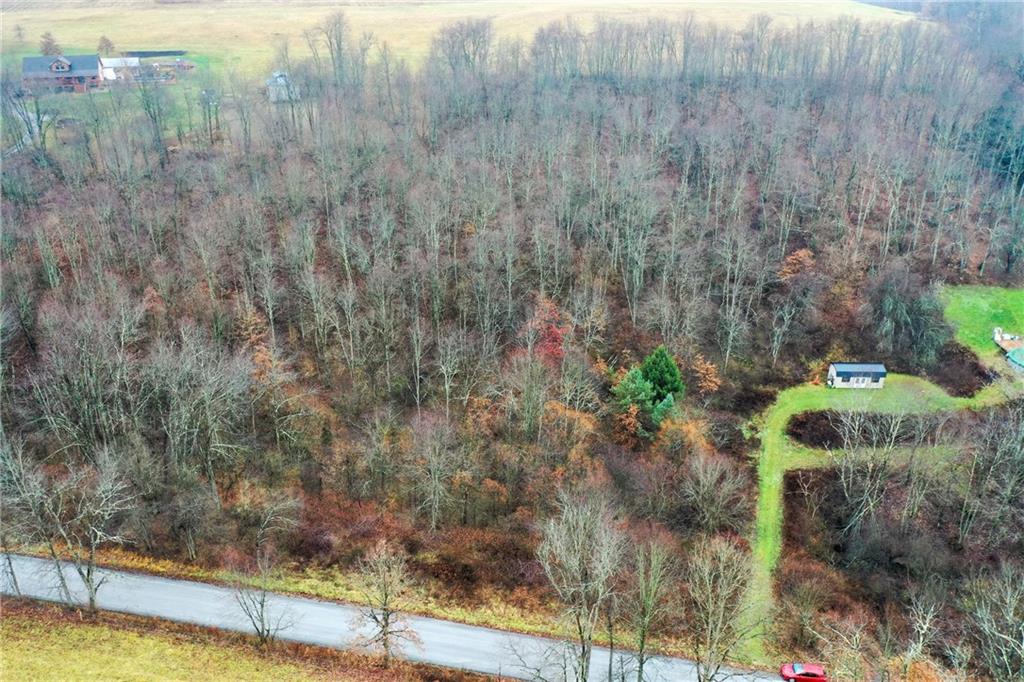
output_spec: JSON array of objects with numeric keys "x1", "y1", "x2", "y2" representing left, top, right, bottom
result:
[
  {"x1": 233, "y1": 549, "x2": 294, "y2": 648},
  {"x1": 827, "y1": 408, "x2": 906, "y2": 539},
  {"x1": 630, "y1": 538, "x2": 675, "y2": 682},
  {"x1": 961, "y1": 564, "x2": 1024, "y2": 681},
  {"x1": 537, "y1": 489, "x2": 626, "y2": 682},
  {"x1": 0, "y1": 439, "x2": 136, "y2": 611},
  {"x1": 355, "y1": 539, "x2": 420, "y2": 665},
  {"x1": 682, "y1": 536, "x2": 758, "y2": 682}
]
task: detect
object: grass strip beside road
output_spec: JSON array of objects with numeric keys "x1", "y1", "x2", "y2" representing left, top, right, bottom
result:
[{"x1": 0, "y1": 599, "x2": 481, "y2": 681}]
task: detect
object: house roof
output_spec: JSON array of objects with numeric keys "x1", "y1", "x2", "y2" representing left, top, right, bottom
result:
[
  {"x1": 100, "y1": 57, "x2": 141, "y2": 69},
  {"x1": 830, "y1": 362, "x2": 887, "y2": 375},
  {"x1": 23, "y1": 54, "x2": 99, "y2": 78}
]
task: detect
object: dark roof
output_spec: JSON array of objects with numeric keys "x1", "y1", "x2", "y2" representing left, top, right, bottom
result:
[
  {"x1": 830, "y1": 362, "x2": 887, "y2": 376},
  {"x1": 123, "y1": 50, "x2": 187, "y2": 58},
  {"x1": 23, "y1": 54, "x2": 99, "y2": 79}
]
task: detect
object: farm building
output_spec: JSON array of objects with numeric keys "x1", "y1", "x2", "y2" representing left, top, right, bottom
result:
[
  {"x1": 22, "y1": 54, "x2": 102, "y2": 92},
  {"x1": 266, "y1": 71, "x2": 300, "y2": 102},
  {"x1": 994, "y1": 328, "x2": 1024, "y2": 372},
  {"x1": 827, "y1": 362, "x2": 887, "y2": 389},
  {"x1": 100, "y1": 56, "x2": 142, "y2": 81}
]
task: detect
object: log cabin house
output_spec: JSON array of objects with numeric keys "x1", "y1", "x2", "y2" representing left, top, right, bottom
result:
[{"x1": 22, "y1": 54, "x2": 102, "y2": 93}]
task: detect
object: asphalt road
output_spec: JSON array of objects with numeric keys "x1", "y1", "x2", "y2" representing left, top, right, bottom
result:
[{"x1": 2, "y1": 554, "x2": 773, "y2": 681}]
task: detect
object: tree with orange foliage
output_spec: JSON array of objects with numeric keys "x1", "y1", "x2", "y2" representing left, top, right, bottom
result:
[
  {"x1": 778, "y1": 248, "x2": 815, "y2": 282},
  {"x1": 614, "y1": 404, "x2": 647, "y2": 450},
  {"x1": 690, "y1": 354, "x2": 722, "y2": 397}
]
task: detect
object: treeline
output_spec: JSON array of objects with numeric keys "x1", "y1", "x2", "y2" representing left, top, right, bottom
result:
[{"x1": 1, "y1": 9, "x2": 1023, "y2": 680}]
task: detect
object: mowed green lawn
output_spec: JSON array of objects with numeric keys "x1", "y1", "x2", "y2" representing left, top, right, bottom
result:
[
  {"x1": 0, "y1": 614, "x2": 319, "y2": 682},
  {"x1": 1, "y1": 0, "x2": 914, "y2": 75},
  {"x1": 941, "y1": 285, "x2": 1024, "y2": 362}
]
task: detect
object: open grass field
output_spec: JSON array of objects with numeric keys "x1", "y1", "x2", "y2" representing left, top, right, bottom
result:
[
  {"x1": 2, "y1": 0, "x2": 915, "y2": 75},
  {"x1": 741, "y1": 285, "x2": 1024, "y2": 660},
  {"x1": 1, "y1": 612, "x2": 322, "y2": 681},
  {"x1": 941, "y1": 285, "x2": 1024, "y2": 362}
]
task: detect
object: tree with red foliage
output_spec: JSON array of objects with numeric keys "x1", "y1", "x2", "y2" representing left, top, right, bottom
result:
[{"x1": 523, "y1": 296, "x2": 569, "y2": 368}]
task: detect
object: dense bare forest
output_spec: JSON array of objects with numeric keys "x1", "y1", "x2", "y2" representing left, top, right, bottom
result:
[{"x1": 2, "y1": 4, "x2": 1023, "y2": 680}]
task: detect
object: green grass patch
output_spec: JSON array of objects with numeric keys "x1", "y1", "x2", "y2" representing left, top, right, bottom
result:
[
  {"x1": 0, "y1": 613, "x2": 317, "y2": 681},
  {"x1": 940, "y1": 285, "x2": 1024, "y2": 361}
]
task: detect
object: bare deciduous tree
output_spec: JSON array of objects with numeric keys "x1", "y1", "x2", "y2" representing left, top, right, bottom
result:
[
  {"x1": 630, "y1": 538, "x2": 675, "y2": 682},
  {"x1": 683, "y1": 536, "x2": 757, "y2": 682},
  {"x1": 233, "y1": 493, "x2": 299, "y2": 647},
  {"x1": 234, "y1": 549, "x2": 293, "y2": 648},
  {"x1": 676, "y1": 452, "x2": 751, "y2": 536},
  {"x1": 355, "y1": 539, "x2": 419, "y2": 665},
  {"x1": 1, "y1": 440, "x2": 136, "y2": 612},
  {"x1": 961, "y1": 563, "x2": 1024, "y2": 682},
  {"x1": 537, "y1": 489, "x2": 626, "y2": 682}
]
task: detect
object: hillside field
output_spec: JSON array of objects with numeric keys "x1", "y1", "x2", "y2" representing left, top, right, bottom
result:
[{"x1": 1, "y1": 0, "x2": 914, "y2": 74}]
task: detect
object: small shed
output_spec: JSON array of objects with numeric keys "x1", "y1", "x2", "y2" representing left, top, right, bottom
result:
[
  {"x1": 266, "y1": 71, "x2": 300, "y2": 103},
  {"x1": 827, "y1": 362, "x2": 887, "y2": 389}
]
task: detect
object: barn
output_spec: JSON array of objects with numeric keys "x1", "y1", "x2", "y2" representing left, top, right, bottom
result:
[{"x1": 827, "y1": 362, "x2": 887, "y2": 389}]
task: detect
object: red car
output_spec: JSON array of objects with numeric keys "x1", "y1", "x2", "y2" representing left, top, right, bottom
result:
[{"x1": 780, "y1": 663, "x2": 828, "y2": 682}]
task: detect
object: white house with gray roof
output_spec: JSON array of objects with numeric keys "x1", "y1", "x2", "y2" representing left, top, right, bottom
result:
[{"x1": 827, "y1": 362, "x2": 887, "y2": 389}]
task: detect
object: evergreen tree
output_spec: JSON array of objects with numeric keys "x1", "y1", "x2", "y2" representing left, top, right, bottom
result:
[
  {"x1": 640, "y1": 345, "x2": 684, "y2": 402},
  {"x1": 651, "y1": 393, "x2": 675, "y2": 425},
  {"x1": 611, "y1": 368, "x2": 655, "y2": 414}
]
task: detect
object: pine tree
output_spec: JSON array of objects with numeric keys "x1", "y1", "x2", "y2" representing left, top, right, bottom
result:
[
  {"x1": 640, "y1": 345, "x2": 684, "y2": 402},
  {"x1": 611, "y1": 367, "x2": 655, "y2": 414},
  {"x1": 651, "y1": 393, "x2": 675, "y2": 425}
]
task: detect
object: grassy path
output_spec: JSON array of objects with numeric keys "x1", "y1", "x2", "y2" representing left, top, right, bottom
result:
[{"x1": 741, "y1": 373, "x2": 1021, "y2": 661}]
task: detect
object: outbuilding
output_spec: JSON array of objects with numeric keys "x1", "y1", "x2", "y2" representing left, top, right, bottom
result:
[
  {"x1": 266, "y1": 71, "x2": 300, "y2": 103},
  {"x1": 100, "y1": 56, "x2": 142, "y2": 81},
  {"x1": 827, "y1": 362, "x2": 887, "y2": 389}
]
